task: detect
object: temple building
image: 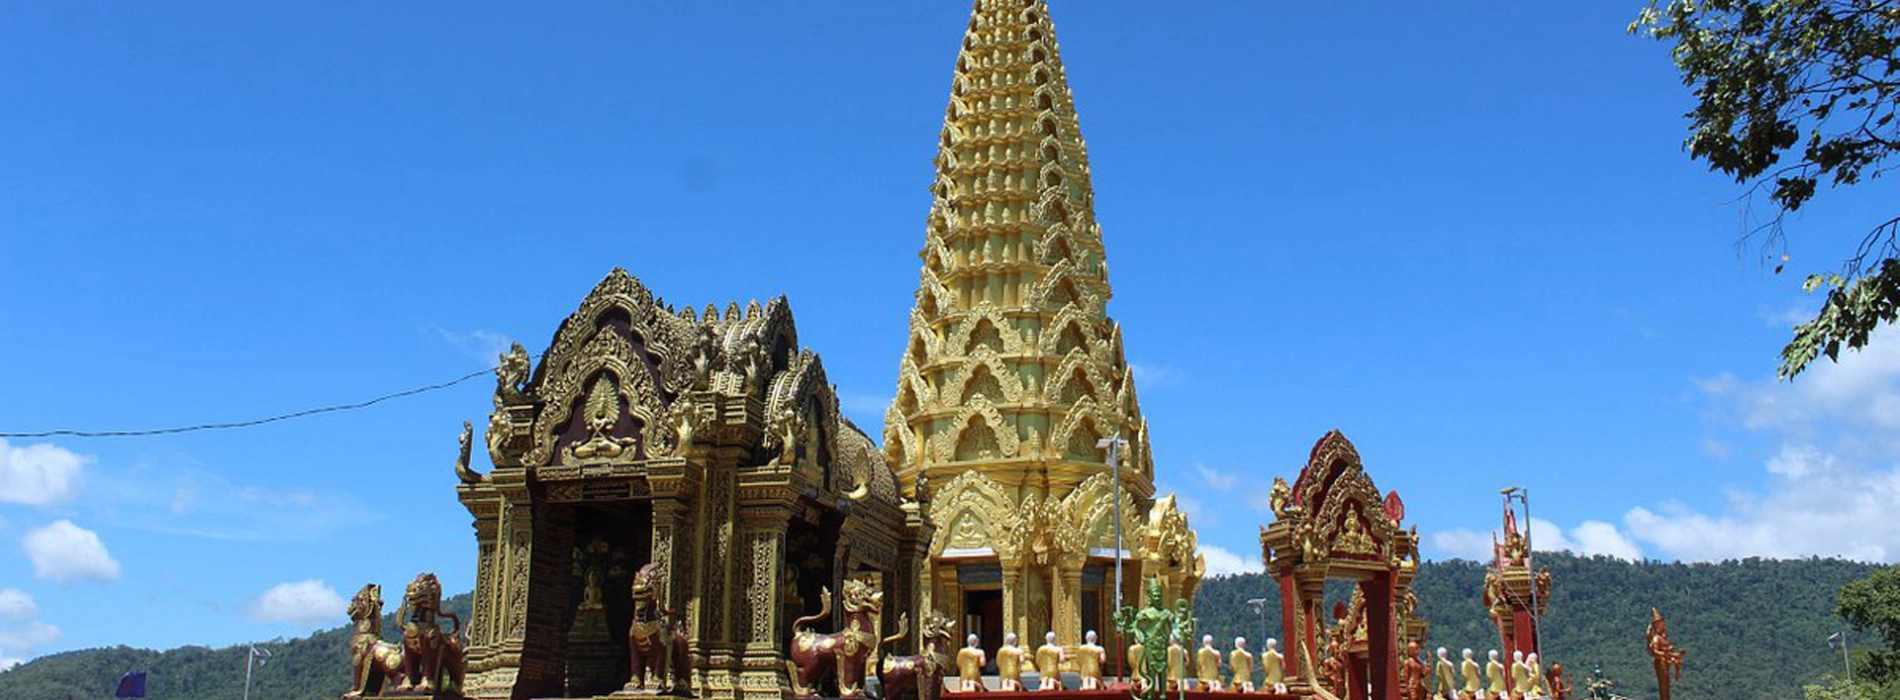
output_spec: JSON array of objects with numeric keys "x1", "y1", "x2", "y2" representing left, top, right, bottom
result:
[
  {"x1": 446, "y1": 1, "x2": 1202, "y2": 698},
  {"x1": 456, "y1": 272, "x2": 927, "y2": 700},
  {"x1": 885, "y1": 0, "x2": 1204, "y2": 660}
]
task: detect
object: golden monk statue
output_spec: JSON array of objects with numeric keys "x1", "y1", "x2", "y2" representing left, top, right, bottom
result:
[
  {"x1": 1037, "y1": 631, "x2": 1066, "y2": 691},
  {"x1": 1078, "y1": 630, "x2": 1106, "y2": 690},
  {"x1": 1460, "y1": 648, "x2": 1482, "y2": 699},
  {"x1": 955, "y1": 634, "x2": 986, "y2": 693},
  {"x1": 1431, "y1": 647, "x2": 1457, "y2": 700},
  {"x1": 1525, "y1": 653, "x2": 1548, "y2": 699},
  {"x1": 1166, "y1": 638, "x2": 1187, "y2": 691},
  {"x1": 1262, "y1": 638, "x2": 1286, "y2": 694},
  {"x1": 1484, "y1": 650, "x2": 1506, "y2": 698},
  {"x1": 1128, "y1": 642, "x2": 1146, "y2": 691},
  {"x1": 1647, "y1": 608, "x2": 1684, "y2": 700},
  {"x1": 1198, "y1": 635, "x2": 1224, "y2": 691},
  {"x1": 998, "y1": 633, "x2": 1028, "y2": 691},
  {"x1": 1510, "y1": 650, "x2": 1531, "y2": 698},
  {"x1": 1230, "y1": 637, "x2": 1256, "y2": 693}
]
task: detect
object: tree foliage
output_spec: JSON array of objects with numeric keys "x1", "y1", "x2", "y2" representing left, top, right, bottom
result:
[
  {"x1": 1194, "y1": 554, "x2": 1883, "y2": 700},
  {"x1": 0, "y1": 594, "x2": 469, "y2": 700},
  {"x1": 0, "y1": 560, "x2": 1887, "y2": 700},
  {"x1": 1839, "y1": 565, "x2": 1900, "y2": 685},
  {"x1": 1630, "y1": 0, "x2": 1900, "y2": 378}
]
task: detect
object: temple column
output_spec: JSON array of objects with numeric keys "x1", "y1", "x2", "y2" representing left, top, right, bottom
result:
[
  {"x1": 737, "y1": 498, "x2": 794, "y2": 700},
  {"x1": 652, "y1": 497, "x2": 695, "y2": 628},
  {"x1": 467, "y1": 495, "x2": 534, "y2": 699},
  {"x1": 1056, "y1": 559, "x2": 1084, "y2": 646},
  {"x1": 470, "y1": 517, "x2": 500, "y2": 649},
  {"x1": 1002, "y1": 563, "x2": 1024, "y2": 640},
  {"x1": 937, "y1": 563, "x2": 962, "y2": 639}
]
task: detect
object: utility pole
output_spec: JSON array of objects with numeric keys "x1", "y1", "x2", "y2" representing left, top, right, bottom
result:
[{"x1": 1098, "y1": 435, "x2": 1129, "y2": 681}]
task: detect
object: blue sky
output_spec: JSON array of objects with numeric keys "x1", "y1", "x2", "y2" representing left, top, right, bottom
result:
[{"x1": 3, "y1": 0, "x2": 1897, "y2": 669}]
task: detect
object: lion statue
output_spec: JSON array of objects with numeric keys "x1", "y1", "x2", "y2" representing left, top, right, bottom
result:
[
  {"x1": 877, "y1": 611, "x2": 956, "y2": 700},
  {"x1": 787, "y1": 578, "x2": 884, "y2": 698},
  {"x1": 344, "y1": 583, "x2": 404, "y2": 697},
  {"x1": 626, "y1": 562, "x2": 690, "y2": 694},
  {"x1": 398, "y1": 572, "x2": 466, "y2": 695}
]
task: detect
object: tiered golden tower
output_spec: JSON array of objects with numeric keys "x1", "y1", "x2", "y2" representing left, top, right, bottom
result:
[{"x1": 886, "y1": 0, "x2": 1203, "y2": 659}]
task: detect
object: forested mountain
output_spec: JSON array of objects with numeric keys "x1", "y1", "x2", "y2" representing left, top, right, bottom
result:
[
  {"x1": 1194, "y1": 554, "x2": 1884, "y2": 700},
  {"x1": 0, "y1": 556, "x2": 1882, "y2": 700},
  {"x1": 0, "y1": 594, "x2": 470, "y2": 700}
]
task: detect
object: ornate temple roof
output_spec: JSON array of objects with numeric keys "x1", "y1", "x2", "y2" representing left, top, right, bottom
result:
[
  {"x1": 886, "y1": 0, "x2": 1154, "y2": 501},
  {"x1": 486, "y1": 268, "x2": 901, "y2": 507}
]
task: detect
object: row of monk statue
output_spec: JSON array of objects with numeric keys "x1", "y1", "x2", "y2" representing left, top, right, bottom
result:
[
  {"x1": 1398, "y1": 644, "x2": 1572, "y2": 700},
  {"x1": 950, "y1": 631, "x2": 1294, "y2": 694}
]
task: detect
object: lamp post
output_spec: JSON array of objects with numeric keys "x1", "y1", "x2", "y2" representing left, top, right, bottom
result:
[
  {"x1": 242, "y1": 644, "x2": 271, "y2": 700},
  {"x1": 1830, "y1": 630, "x2": 1855, "y2": 693},
  {"x1": 1098, "y1": 435, "x2": 1129, "y2": 681},
  {"x1": 1247, "y1": 597, "x2": 1271, "y2": 673},
  {"x1": 1500, "y1": 486, "x2": 1542, "y2": 658}
]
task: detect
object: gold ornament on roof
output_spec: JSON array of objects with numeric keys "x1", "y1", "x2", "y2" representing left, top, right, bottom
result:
[{"x1": 567, "y1": 374, "x2": 638, "y2": 462}]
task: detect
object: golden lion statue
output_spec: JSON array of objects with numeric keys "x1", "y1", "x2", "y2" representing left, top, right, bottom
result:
[
  {"x1": 345, "y1": 583, "x2": 404, "y2": 697},
  {"x1": 788, "y1": 578, "x2": 884, "y2": 698},
  {"x1": 625, "y1": 562, "x2": 690, "y2": 693},
  {"x1": 398, "y1": 572, "x2": 466, "y2": 695}
]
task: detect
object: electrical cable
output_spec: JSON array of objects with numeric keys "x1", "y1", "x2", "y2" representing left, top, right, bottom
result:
[{"x1": 0, "y1": 362, "x2": 512, "y2": 439}]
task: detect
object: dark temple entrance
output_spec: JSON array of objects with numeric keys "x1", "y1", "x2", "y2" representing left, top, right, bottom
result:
[
  {"x1": 962, "y1": 589, "x2": 1003, "y2": 673},
  {"x1": 560, "y1": 501, "x2": 653, "y2": 698}
]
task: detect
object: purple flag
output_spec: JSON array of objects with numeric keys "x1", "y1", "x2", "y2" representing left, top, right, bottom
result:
[{"x1": 114, "y1": 670, "x2": 147, "y2": 698}]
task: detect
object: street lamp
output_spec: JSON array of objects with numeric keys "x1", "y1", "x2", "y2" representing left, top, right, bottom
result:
[
  {"x1": 1247, "y1": 597, "x2": 1271, "y2": 665},
  {"x1": 1098, "y1": 435, "x2": 1129, "y2": 681},
  {"x1": 1829, "y1": 630, "x2": 1855, "y2": 693},
  {"x1": 242, "y1": 644, "x2": 272, "y2": 700},
  {"x1": 1500, "y1": 487, "x2": 1543, "y2": 659}
]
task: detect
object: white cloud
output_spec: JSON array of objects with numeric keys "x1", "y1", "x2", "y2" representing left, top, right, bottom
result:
[
  {"x1": 1566, "y1": 521, "x2": 1645, "y2": 560},
  {"x1": 0, "y1": 621, "x2": 58, "y2": 658},
  {"x1": 90, "y1": 464, "x2": 377, "y2": 542},
  {"x1": 423, "y1": 325, "x2": 516, "y2": 368},
  {"x1": 0, "y1": 589, "x2": 60, "y2": 669},
  {"x1": 1170, "y1": 491, "x2": 1215, "y2": 528},
  {"x1": 1128, "y1": 362, "x2": 1180, "y2": 388},
  {"x1": 243, "y1": 579, "x2": 346, "y2": 626},
  {"x1": 1635, "y1": 327, "x2": 1900, "y2": 562},
  {"x1": 1200, "y1": 544, "x2": 1263, "y2": 577},
  {"x1": 1430, "y1": 518, "x2": 1641, "y2": 561},
  {"x1": 23, "y1": 520, "x2": 121, "y2": 583},
  {"x1": 1429, "y1": 529, "x2": 1494, "y2": 561},
  {"x1": 1621, "y1": 445, "x2": 1900, "y2": 562},
  {"x1": 0, "y1": 439, "x2": 88, "y2": 506},
  {"x1": 1195, "y1": 462, "x2": 1237, "y2": 491},
  {"x1": 0, "y1": 590, "x2": 36, "y2": 622}
]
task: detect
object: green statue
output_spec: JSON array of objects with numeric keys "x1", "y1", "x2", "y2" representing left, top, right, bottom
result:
[{"x1": 1114, "y1": 577, "x2": 1195, "y2": 700}]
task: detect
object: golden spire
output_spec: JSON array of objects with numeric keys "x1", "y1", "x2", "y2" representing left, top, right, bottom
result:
[{"x1": 887, "y1": 0, "x2": 1150, "y2": 500}]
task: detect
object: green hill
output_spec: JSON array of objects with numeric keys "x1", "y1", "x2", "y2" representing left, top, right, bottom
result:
[
  {"x1": 0, "y1": 556, "x2": 1883, "y2": 700},
  {"x1": 1194, "y1": 554, "x2": 1886, "y2": 700},
  {"x1": 0, "y1": 594, "x2": 469, "y2": 700}
]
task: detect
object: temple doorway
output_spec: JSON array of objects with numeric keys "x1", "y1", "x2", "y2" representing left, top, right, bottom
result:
[
  {"x1": 961, "y1": 590, "x2": 1002, "y2": 673},
  {"x1": 783, "y1": 510, "x2": 843, "y2": 644},
  {"x1": 561, "y1": 501, "x2": 652, "y2": 698}
]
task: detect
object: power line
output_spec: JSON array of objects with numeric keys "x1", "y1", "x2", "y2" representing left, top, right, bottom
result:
[{"x1": 0, "y1": 364, "x2": 505, "y2": 439}]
